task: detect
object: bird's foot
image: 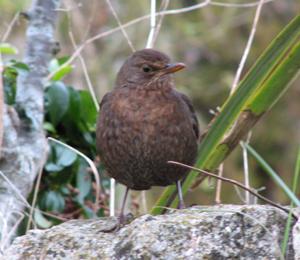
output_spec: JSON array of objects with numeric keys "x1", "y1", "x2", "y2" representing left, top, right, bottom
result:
[
  {"x1": 100, "y1": 213, "x2": 134, "y2": 233},
  {"x1": 177, "y1": 199, "x2": 186, "y2": 210}
]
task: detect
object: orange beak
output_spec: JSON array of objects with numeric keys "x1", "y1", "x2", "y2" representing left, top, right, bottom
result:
[{"x1": 160, "y1": 62, "x2": 186, "y2": 74}]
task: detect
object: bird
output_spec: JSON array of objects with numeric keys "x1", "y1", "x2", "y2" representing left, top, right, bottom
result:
[{"x1": 96, "y1": 48, "x2": 199, "y2": 232}]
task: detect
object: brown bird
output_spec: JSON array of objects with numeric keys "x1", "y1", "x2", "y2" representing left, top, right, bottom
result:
[{"x1": 96, "y1": 49, "x2": 199, "y2": 232}]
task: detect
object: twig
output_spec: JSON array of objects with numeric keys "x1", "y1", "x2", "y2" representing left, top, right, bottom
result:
[
  {"x1": 0, "y1": 51, "x2": 3, "y2": 159},
  {"x1": 0, "y1": 172, "x2": 31, "y2": 208},
  {"x1": 26, "y1": 140, "x2": 49, "y2": 233},
  {"x1": 1, "y1": 11, "x2": 20, "y2": 43},
  {"x1": 105, "y1": 0, "x2": 135, "y2": 52},
  {"x1": 168, "y1": 161, "x2": 298, "y2": 219},
  {"x1": 68, "y1": 28, "x2": 100, "y2": 111},
  {"x1": 215, "y1": 163, "x2": 223, "y2": 205},
  {"x1": 48, "y1": 137, "x2": 101, "y2": 218},
  {"x1": 47, "y1": 0, "x2": 271, "y2": 81},
  {"x1": 146, "y1": 0, "x2": 156, "y2": 48},
  {"x1": 110, "y1": 178, "x2": 115, "y2": 216},
  {"x1": 231, "y1": 0, "x2": 265, "y2": 93},
  {"x1": 142, "y1": 190, "x2": 148, "y2": 213},
  {"x1": 240, "y1": 132, "x2": 252, "y2": 203},
  {"x1": 151, "y1": 0, "x2": 170, "y2": 48},
  {"x1": 234, "y1": 185, "x2": 247, "y2": 203},
  {"x1": 81, "y1": 0, "x2": 98, "y2": 42}
]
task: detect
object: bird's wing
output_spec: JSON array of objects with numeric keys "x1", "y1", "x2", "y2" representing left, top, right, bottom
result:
[
  {"x1": 99, "y1": 91, "x2": 111, "y2": 109},
  {"x1": 177, "y1": 90, "x2": 200, "y2": 143}
]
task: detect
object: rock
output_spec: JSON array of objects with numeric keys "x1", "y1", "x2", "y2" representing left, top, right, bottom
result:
[
  {"x1": 293, "y1": 217, "x2": 300, "y2": 260},
  {"x1": 3, "y1": 204, "x2": 299, "y2": 260}
]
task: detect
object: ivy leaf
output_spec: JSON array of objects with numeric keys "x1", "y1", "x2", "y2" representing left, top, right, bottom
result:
[
  {"x1": 7, "y1": 62, "x2": 30, "y2": 76},
  {"x1": 45, "y1": 81, "x2": 70, "y2": 126},
  {"x1": 76, "y1": 157, "x2": 92, "y2": 199},
  {"x1": 45, "y1": 142, "x2": 77, "y2": 172},
  {"x1": 0, "y1": 43, "x2": 19, "y2": 54},
  {"x1": 34, "y1": 206, "x2": 53, "y2": 228},
  {"x1": 40, "y1": 190, "x2": 65, "y2": 212},
  {"x1": 43, "y1": 122, "x2": 56, "y2": 133},
  {"x1": 55, "y1": 144, "x2": 77, "y2": 167},
  {"x1": 52, "y1": 65, "x2": 74, "y2": 81},
  {"x1": 79, "y1": 90, "x2": 98, "y2": 126},
  {"x1": 67, "y1": 86, "x2": 81, "y2": 124},
  {"x1": 49, "y1": 56, "x2": 74, "y2": 81}
]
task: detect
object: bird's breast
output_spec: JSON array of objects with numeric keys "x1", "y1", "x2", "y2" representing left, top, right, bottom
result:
[{"x1": 96, "y1": 88, "x2": 197, "y2": 189}]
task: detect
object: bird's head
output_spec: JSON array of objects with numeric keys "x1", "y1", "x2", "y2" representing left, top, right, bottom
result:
[{"x1": 115, "y1": 49, "x2": 185, "y2": 90}]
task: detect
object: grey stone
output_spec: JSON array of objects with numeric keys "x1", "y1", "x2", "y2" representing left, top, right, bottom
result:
[
  {"x1": 293, "y1": 217, "x2": 300, "y2": 260},
  {"x1": 3, "y1": 204, "x2": 299, "y2": 260}
]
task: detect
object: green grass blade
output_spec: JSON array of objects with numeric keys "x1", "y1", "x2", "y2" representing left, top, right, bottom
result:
[
  {"x1": 246, "y1": 40, "x2": 300, "y2": 115},
  {"x1": 151, "y1": 14, "x2": 300, "y2": 214},
  {"x1": 243, "y1": 142, "x2": 300, "y2": 207},
  {"x1": 197, "y1": 14, "x2": 300, "y2": 166},
  {"x1": 281, "y1": 146, "x2": 300, "y2": 255}
]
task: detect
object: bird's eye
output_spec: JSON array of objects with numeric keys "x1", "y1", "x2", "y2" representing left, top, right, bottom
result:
[{"x1": 142, "y1": 65, "x2": 152, "y2": 73}]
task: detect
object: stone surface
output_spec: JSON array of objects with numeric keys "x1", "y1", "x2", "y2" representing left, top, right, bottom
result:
[
  {"x1": 293, "y1": 217, "x2": 300, "y2": 260},
  {"x1": 3, "y1": 204, "x2": 299, "y2": 260}
]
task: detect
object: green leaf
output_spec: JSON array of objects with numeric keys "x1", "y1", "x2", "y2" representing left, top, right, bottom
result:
[
  {"x1": 55, "y1": 144, "x2": 77, "y2": 167},
  {"x1": 46, "y1": 81, "x2": 70, "y2": 126},
  {"x1": 3, "y1": 68, "x2": 17, "y2": 105},
  {"x1": 49, "y1": 57, "x2": 73, "y2": 81},
  {"x1": 67, "y1": 86, "x2": 81, "y2": 124},
  {"x1": 243, "y1": 142, "x2": 300, "y2": 207},
  {"x1": 45, "y1": 142, "x2": 77, "y2": 171},
  {"x1": 57, "y1": 56, "x2": 71, "y2": 65},
  {"x1": 246, "y1": 41, "x2": 300, "y2": 115},
  {"x1": 79, "y1": 90, "x2": 98, "y2": 126},
  {"x1": 44, "y1": 162, "x2": 63, "y2": 172},
  {"x1": 0, "y1": 43, "x2": 19, "y2": 54},
  {"x1": 43, "y1": 121, "x2": 56, "y2": 133},
  {"x1": 52, "y1": 65, "x2": 74, "y2": 81},
  {"x1": 60, "y1": 183, "x2": 71, "y2": 196},
  {"x1": 49, "y1": 59, "x2": 60, "y2": 73},
  {"x1": 76, "y1": 158, "x2": 92, "y2": 198},
  {"x1": 40, "y1": 190, "x2": 65, "y2": 212},
  {"x1": 34, "y1": 206, "x2": 53, "y2": 228},
  {"x1": 8, "y1": 62, "x2": 30, "y2": 76}
]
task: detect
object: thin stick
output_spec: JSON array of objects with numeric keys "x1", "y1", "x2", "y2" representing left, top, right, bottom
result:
[
  {"x1": 46, "y1": 0, "x2": 271, "y2": 81},
  {"x1": 146, "y1": 0, "x2": 156, "y2": 48},
  {"x1": 66, "y1": 3, "x2": 109, "y2": 216},
  {"x1": 105, "y1": 0, "x2": 135, "y2": 52},
  {"x1": 234, "y1": 185, "x2": 247, "y2": 203},
  {"x1": 26, "y1": 140, "x2": 49, "y2": 233},
  {"x1": 0, "y1": 172, "x2": 31, "y2": 207},
  {"x1": 0, "y1": 52, "x2": 3, "y2": 159},
  {"x1": 240, "y1": 132, "x2": 252, "y2": 203},
  {"x1": 48, "y1": 137, "x2": 101, "y2": 218},
  {"x1": 168, "y1": 161, "x2": 298, "y2": 219},
  {"x1": 231, "y1": 0, "x2": 265, "y2": 93},
  {"x1": 151, "y1": 0, "x2": 170, "y2": 48},
  {"x1": 215, "y1": 163, "x2": 223, "y2": 205},
  {"x1": 69, "y1": 30, "x2": 100, "y2": 111},
  {"x1": 1, "y1": 12, "x2": 20, "y2": 43},
  {"x1": 81, "y1": 0, "x2": 98, "y2": 42},
  {"x1": 142, "y1": 190, "x2": 148, "y2": 214},
  {"x1": 110, "y1": 178, "x2": 115, "y2": 216},
  {"x1": 66, "y1": 9, "x2": 100, "y2": 112}
]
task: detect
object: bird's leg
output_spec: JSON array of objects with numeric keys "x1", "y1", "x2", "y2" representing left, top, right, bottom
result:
[
  {"x1": 176, "y1": 180, "x2": 186, "y2": 209},
  {"x1": 114, "y1": 186, "x2": 129, "y2": 232},
  {"x1": 101, "y1": 186, "x2": 130, "y2": 233}
]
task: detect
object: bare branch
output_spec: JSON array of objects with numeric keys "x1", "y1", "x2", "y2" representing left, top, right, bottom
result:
[{"x1": 168, "y1": 161, "x2": 298, "y2": 219}]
